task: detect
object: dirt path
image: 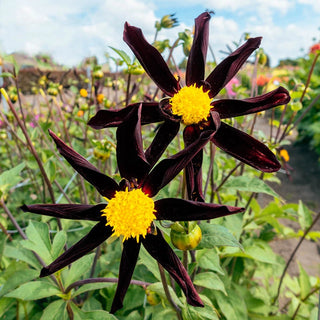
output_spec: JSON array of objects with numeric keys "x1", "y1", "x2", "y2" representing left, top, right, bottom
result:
[{"x1": 269, "y1": 143, "x2": 320, "y2": 277}]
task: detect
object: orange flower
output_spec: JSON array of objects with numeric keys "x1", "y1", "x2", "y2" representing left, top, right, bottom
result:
[
  {"x1": 97, "y1": 93, "x2": 104, "y2": 104},
  {"x1": 79, "y1": 88, "x2": 88, "y2": 98},
  {"x1": 257, "y1": 75, "x2": 269, "y2": 87},
  {"x1": 77, "y1": 110, "x2": 84, "y2": 117},
  {"x1": 310, "y1": 43, "x2": 320, "y2": 55},
  {"x1": 279, "y1": 148, "x2": 289, "y2": 162}
]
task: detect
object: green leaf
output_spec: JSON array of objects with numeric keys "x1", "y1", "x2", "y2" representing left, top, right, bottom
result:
[
  {"x1": 5, "y1": 281, "x2": 60, "y2": 300},
  {"x1": 0, "y1": 232, "x2": 7, "y2": 262},
  {"x1": 147, "y1": 282, "x2": 184, "y2": 307},
  {"x1": 71, "y1": 282, "x2": 114, "y2": 298},
  {"x1": 51, "y1": 231, "x2": 67, "y2": 260},
  {"x1": 0, "y1": 163, "x2": 25, "y2": 196},
  {"x1": 70, "y1": 301, "x2": 117, "y2": 320},
  {"x1": 138, "y1": 246, "x2": 160, "y2": 280},
  {"x1": 298, "y1": 262, "x2": 311, "y2": 300},
  {"x1": 40, "y1": 300, "x2": 68, "y2": 320},
  {"x1": 298, "y1": 200, "x2": 312, "y2": 231},
  {"x1": 109, "y1": 47, "x2": 131, "y2": 66},
  {"x1": 194, "y1": 272, "x2": 227, "y2": 295},
  {"x1": 4, "y1": 244, "x2": 41, "y2": 269},
  {"x1": 222, "y1": 176, "x2": 280, "y2": 198},
  {"x1": 0, "y1": 268, "x2": 39, "y2": 297},
  {"x1": 21, "y1": 221, "x2": 52, "y2": 264},
  {"x1": 44, "y1": 159, "x2": 56, "y2": 182},
  {"x1": 64, "y1": 253, "x2": 95, "y2": 287},
  {"x1": 0, "y1": 72, "x2": 14, "y2": 78},
  {"x1": 0, "y1": 297, "x2": 15, "y2": 318},
  {"x1": 197, "y1": 249, "x2": 224, "y2": 275},
  {"x1": 198, "y1": 223, "x2": 243, "y2": 250}
]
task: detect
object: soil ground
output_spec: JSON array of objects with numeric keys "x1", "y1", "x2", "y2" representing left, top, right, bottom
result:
[{"x1": 255, "y1": 115, "x2": 320, "y2": 277}]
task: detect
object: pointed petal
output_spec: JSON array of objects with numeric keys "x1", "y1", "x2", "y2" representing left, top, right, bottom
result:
[
  {"x1": 183, "y1": 126, "x2": 204, "y2": 201},
  {"x1": 154, "y1": 198, "x2": 244, "y2": 221},
  {"x1": 212, "y1": 87, "x2": 290, "y2": 118},
  {"x1": 20, "y1": 203, "x2": 105, "y2": 221},
  {"x1": 88, "y1": 102, "x2": 163, "y2": 129},
  {"x1": 110, "y1": 239, "x2": 141, "y2": 314},
  {"x1": 142, "y1": 228, "x2": 203, "y2": 307},
  {"x1": 142, "y1": 129, "x2": 216, "y2": 197},
  {"x1": 49, "y1": 130, "x2": 119, "y2": 198},
  {"x1": 123, "y1": 22, "x2": 179, "y2": 96},
  {"x1": 145, "y1": 120, "x2": 180, "y2": 168},
  {"x1": 206, "y1": 37, "x2": 262, "y2": 98},
  {"x1": 40, "y1": 221, "x2": 112, "y2": 277},
  {"x1": 116, "y1": 104, "x2": 150, "y2": 181},
  {"x1": 211, "y1": 122, "x2": 281, "y2": 172},
  {"x1": 186, "y1": 12, "x2": 211, "y2": 86}
]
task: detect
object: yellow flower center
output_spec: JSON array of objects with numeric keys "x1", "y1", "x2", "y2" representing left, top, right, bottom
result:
[
  {"x1": 170, "y1": 84, "x2": 212, "y2": 125},
  {"x1": 101, "y1": 188, "x2": 156, "y2": 242}
]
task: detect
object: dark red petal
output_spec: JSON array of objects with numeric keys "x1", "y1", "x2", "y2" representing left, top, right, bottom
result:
[
  {"x1": 142, "y1": 129, "x2": 216, "y2": 197},
  {"x1": 212, "y1": 86, "x2": 290, "y2": 119},
  {"x1": 211, "y1": 122, "x2": 281, "y2": 172},
  {"x1": 49, "y1": 130, "x2": 119, "y2": 198},
  {"x1": 206, "y1": 37, "x2": 262, "y2": 98},
  {"x1": 110, "y1": 238, "x2": 141, "y2": 314},
  {"x1": 123, "y1": 22, "x2": 179, "y2": 96},
  {"x1": 186, "y1": 12, "x2": 211, "y2": 86},
  {"x1": 40, "y1": 221, "x2": 112, "y2": 277},
  {"x1": 145, "y1": 120, "x2": 180, "y2": 168},
  {"x1": 154, "y1": 198, "x2": 244, "y2": 220},
  {"x1": 116, "y1": 104, "x2": 150, "y2": 181},
  {"x1": 20, "y1": 203, "x2": 105, "y2": 221},
  {"x1": 183, "y1": 125, "x2": 204, "y2": 201},
  {"x1": 88, "y1": 102, "x2": 164, "y2": 129},
  {"x1": 142, "y1": 228, "x2": 203, "y2": 307}
]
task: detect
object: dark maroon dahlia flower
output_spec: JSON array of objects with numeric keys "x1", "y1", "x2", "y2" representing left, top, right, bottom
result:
[
  {"x1": 22, "y1": 106, "x2": 243, "y2": 313},
  {"x1": 88, "y1": 12, "x2": 290, "y2": 201}
]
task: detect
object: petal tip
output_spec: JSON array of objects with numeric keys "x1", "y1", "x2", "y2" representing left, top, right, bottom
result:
[{"x1": 40, "y1": 267, "x2": 51, "y2": 278}]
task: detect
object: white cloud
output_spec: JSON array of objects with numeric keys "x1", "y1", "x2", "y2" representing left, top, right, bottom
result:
[{"x1": 0, "y1": 0, "x2": 318, "y2": 68}]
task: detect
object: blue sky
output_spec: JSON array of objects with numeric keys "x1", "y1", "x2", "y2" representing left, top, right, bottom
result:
[{"x1": 0, "y1": 0, "x2": 319, "y2": 67}]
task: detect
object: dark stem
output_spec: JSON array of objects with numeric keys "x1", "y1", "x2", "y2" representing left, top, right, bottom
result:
[{"x1": 157, "y1": 263, "x2": 182, "y2": 320}]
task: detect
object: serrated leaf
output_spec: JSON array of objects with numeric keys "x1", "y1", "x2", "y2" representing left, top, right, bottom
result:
[
  {"x1": 197, "y1": 249, "x2": 224, "y2": 275},
  {"x1": 194, "y1": 272, "x2": 227, "y2": 295},
  {"x1": 40, "y1": 300, "x2": 68, "y2": 320},
  {"x1": 4, "y1": 244, "x2": 41, "y2": 269},
  {"x1": 0, "y1": 163, "x2": 25, "y2": 195},
  {"x1": 70, "y1": 301, "x2": 117, "y2": 320},
  {"x1": 298, "y1": 200, "x2": 312, "y2": 231},
  {"x1": 21, "y1": 221, "x2": 52, "y2": 264},
  {"x1": 198, "y1": 223, "x2": 243, "y2": 250},
  {"x1": 51, "y1": 231, "x2": 67, "y2": 260},
  {"x1": 71, "y1": 281, "x2": 114, "y2": 298},
  {"x1": 64, "y1": 253, "x2": 95, "y2": 287},
  {"x1": 109, "y1": 47, "x2": 131, "y2": 66},
  {"x1": 298, "y1": 262, "x2": 312, "y2": 300},
  {"x1": 222, "y1": 176, "x2": 280, "y2": 199},
  {"x1": 5, "y1": 281, "x2": 60, "y2": 300},
  {"x1": 0, "y1": 268, "x2": 39, "y2": 297}
]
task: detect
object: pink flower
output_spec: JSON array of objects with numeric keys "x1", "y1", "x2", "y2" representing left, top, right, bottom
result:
[{"x1": 225, "y1": 77, "x2": 240, "y2": 97}]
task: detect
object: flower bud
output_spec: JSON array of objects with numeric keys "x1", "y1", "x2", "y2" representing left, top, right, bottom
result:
[
  {"x1": 170, "y1": 222, "x2": 202, "y2": 251},
  {"x1": 155, "y1": 14, "x2": 178, "y2": 31}
]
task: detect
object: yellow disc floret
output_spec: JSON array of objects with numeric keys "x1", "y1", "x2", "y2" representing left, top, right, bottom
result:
[
  {"x1": 170, "y1": 84, "x2": 212, "y2": 126},
  {"x1": 101, "y1": 188, "x2": 156, "y2": 242}
]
